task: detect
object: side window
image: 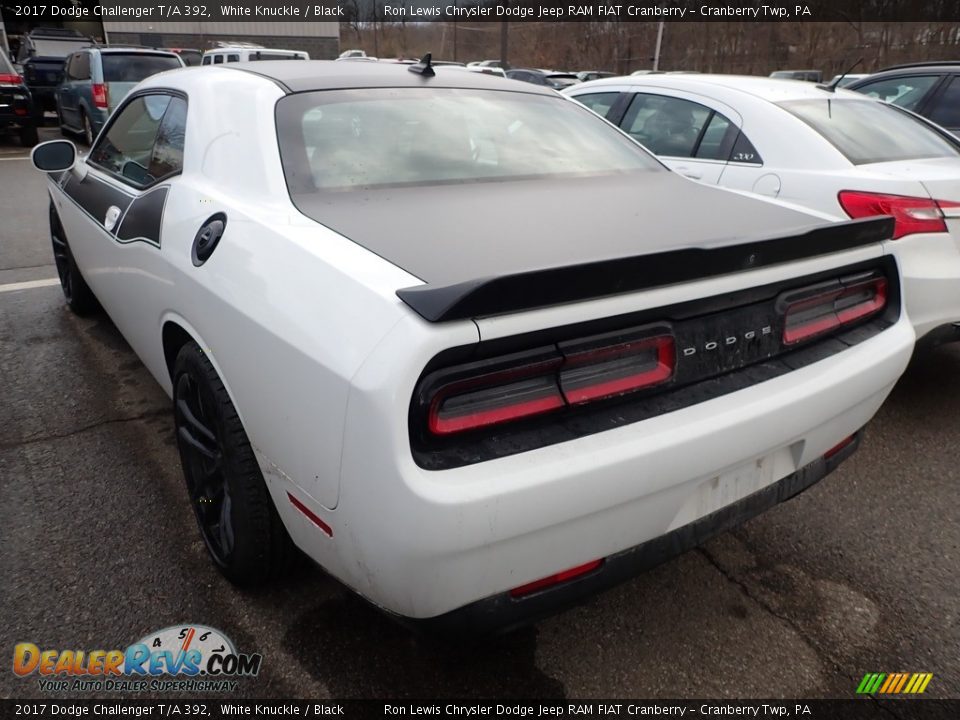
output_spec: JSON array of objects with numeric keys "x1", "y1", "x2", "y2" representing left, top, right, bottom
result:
[
  {"x1": 621, "y1": 93, "x2": 710, "y2": 158},
  {"x1": 927, "y1": 76, "x2": 960, "y2": 128},
  {"x1": 695, "y1": 112, "x2": 736, "y2": 160},
  {"x1": 853, "y1": 75, "x2": 940, "y2": 110},
  {"x1": 71, "y1": 52, "x2": 90, "y2": 81},
  {"x1": 201, "y1": 55, "x2": 211, "y2": 66},
  {"x1": 150, "y1": 97, "x2": 187, "y2": 179},
  {"x1": 89, "y1": 94, "x2": 186, "y2": 188},
  {"x1": 573, "y1": 92, "x2": 621, "y2": 119},
  {"x1": 729, "y1": 131, "x2": 763, "y2": 165},
  {"x1": 213, "y1": 55, "x2": 224, "y2": 64},
  {"x1": 227, "y1": 54, "x2": 239, "y2": 63}
]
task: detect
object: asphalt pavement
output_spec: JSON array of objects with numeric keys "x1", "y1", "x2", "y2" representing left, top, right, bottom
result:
[{"x1": 1, "y1": 129, "x2": 957, "y2": 701}]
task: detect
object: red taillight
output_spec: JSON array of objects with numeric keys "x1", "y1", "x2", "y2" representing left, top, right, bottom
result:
[
  {"x1": 510, "y1": 559, "x2": 603, "y2": 598},
  {"x1": 560, "y1": 334, "x2": 675, "y2": 405},
  {"x1": 838, "y1": 191, "x2": 947, "y2": 240},
  {"x1": 92, "y1": 83, "x2": 109, "y2": 109},
  {"x1": 429, "y1": 359, "x2": 565, "y2": 436},
  {"x1": 782, "y1": 275, "x2": 887, "y2": 345},
  {"x1": 427, "y1": 327, "x2": 676, "y2": 436},
  {"x1": 0, "y1": 73, "x2": 21, "y2": 85}
]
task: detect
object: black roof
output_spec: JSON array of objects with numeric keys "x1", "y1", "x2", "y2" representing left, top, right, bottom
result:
[
  {"x1": 875, "y1": 61, "x2": 960, "y2": 73},
  {"x1": 222, "y1": 60, "x2": 558, "y2": 95}
]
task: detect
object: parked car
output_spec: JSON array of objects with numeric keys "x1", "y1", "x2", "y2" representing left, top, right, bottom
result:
[
  {"x1": 770, "y1": 69, "x2": 823, "y2": 82},
  {"x1": 564, "y1": 74, "x2": 960, "y2": 340},
  {"x1": 30, "y1": 61, "x2": 913, "y2": 633},
  {"x1": 201, "y1": 47, "x2": 308, "y2": 64},
  {"x1": 577, "y1": 71, "x2": 617, "y2": 82},
  {"x1": 826, "y1": 72, "x2": 870, "y2": 88},
  {"x1": 0, "y1": 50, "x2": 38, "y2": 146},
  {"x1": 847, "y1": 62, "x2": 960, "y2": 135},
  {"x1": 57, "y1": 47, "x2": 184, "y2": 146},
  {"x1": 15, "y1": 27, "x2": 93, "y2": 120},
  {"x1": 506, "y1": 69, "x2": 580, "y2": 89},
  {"x1": 468, "y1": 59, "x2": 508, "y2": 69},
  {"x1": 167, "y1": 48, "x2": 203, "y2": 67}
]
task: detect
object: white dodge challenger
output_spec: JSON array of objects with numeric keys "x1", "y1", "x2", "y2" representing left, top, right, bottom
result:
[{"x1": 31, "y1": 60, "x2": 914, "y2": 633}]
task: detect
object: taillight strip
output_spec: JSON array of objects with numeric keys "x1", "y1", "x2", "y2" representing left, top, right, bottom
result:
[
  {"x1": 428, "y1": 329, "x2": 677, "y2": 436},
  {"x1": 782, "y1": 276, "x2": 887, "y2": 345}
]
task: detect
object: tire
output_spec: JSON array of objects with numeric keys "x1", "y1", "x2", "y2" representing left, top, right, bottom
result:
[
  {"x1": 173, "y1": 341, "x2": 296, "y2": 586},
  {"x1": 81, "y1": 110, "x2": 94, "y2": 147},
  {"x1": 49, "y1": 203, "x2": 97, "y2": 315},
  {"x1": 20, "y1": 124, "x2": 39, "y2": 147}
]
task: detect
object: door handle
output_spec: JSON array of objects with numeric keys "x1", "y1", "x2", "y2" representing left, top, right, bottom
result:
[
  {"x1": 676, "y1": 166, "x2": 703, "y2": 180},
  {"x1": 104, "y1": 205, "x2": 121, "y2": 232}
]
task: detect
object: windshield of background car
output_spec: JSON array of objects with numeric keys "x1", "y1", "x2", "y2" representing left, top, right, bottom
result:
[
  {"x1": 31, "y1": 38, "x2": 89, "y2": 58},
  {"x1": 779, "y1": 98, "x2": 960, "y2": 164},
  {"x1": 102, "y1": 54, "x2": 182, "y2": 82},
  {"x1": 276, "y1": 87, "x2": 661, "y2": 192}
]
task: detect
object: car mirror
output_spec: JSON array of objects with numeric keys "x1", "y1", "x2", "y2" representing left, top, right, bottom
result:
[{"x1": 31, "y1": 140, "x2": 77, "y2": 173}]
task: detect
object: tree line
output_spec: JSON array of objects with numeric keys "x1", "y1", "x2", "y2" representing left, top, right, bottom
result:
[{"x1": 339, "y1": 19, "x2": 960, "y2": 75}]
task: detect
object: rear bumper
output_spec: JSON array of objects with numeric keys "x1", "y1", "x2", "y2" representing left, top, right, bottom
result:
[
  {"x1": 889, "y1": 233, "x2": 960, "y2": 338},
  {"x1": 276, "y1": 312, "x2": 914, "y2": 622},
  {"x1": 404, "y1": 433, "x2": 859, "y2": 636}
]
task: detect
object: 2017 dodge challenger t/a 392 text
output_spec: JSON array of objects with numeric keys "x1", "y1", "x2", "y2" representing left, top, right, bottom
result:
[{"x1": 31, "y1": 59, "x2": 914, "y2": 633}]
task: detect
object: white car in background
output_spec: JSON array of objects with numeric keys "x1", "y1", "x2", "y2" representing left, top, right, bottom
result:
[
  {"x1": 201, "y1": 46, "x2": 309, "y2": 64},
  {"x1": 565, "y1": 75, "x2": 960, "y2": 340}
]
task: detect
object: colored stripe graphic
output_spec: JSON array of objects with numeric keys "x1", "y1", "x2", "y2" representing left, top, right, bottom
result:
[
  {"x1": 857, "y1": 672, "x2": 932, "y2": 694},
  {"x1": 894, "y1": 673, "x2": 909, "y2": 693}
]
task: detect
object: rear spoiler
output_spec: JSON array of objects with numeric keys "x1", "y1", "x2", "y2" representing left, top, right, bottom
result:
[{"x1": 396, "y1": 217, "x2": 895, "y2": 322}]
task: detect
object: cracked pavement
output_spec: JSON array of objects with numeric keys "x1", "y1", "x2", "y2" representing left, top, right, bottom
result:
[{"x1": 1, "y1": 130, "x2": 958, "y2": 700}]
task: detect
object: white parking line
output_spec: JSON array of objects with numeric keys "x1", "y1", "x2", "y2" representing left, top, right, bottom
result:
[{"x1": 0, "y1": 278, "x2": 60, "y2": 293}]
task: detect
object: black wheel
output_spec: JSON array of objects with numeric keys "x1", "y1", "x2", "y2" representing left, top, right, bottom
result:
[
  {"x1": 19, "y1": 124, "x2": 39, "y2": 147},
  {"x1": 50, "y1": 203, "x2": 97, "y2": 315},
  {"x1": 81, "y1": 111, "x2": 94, "y2": 146},
  {"x1": 173, "y1": 341, "x2": 296, "y2": 586}
]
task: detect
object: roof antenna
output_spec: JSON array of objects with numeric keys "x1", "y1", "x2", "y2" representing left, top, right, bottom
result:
[
  {"x1": 818, "y1": 57, "x2": 863, "y2": 93},
  {"x1": 408, "y1": 52, "x2": 435, "y2": 77}
]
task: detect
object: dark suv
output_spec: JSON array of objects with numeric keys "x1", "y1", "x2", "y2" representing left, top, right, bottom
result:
[
  {"x1": 0, "y1": 50, "x2": 38, "y2": 145},
  {"x1": 847, "y1": 62, "x2": 960, "y2": 134},
  {"x1": 15, "y1": 27, "x2": 94, "y2": 119}
]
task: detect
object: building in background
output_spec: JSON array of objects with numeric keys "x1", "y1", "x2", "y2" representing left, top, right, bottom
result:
[{"x1": 101, "y1": 22, "x2": 339, "y2": 59}]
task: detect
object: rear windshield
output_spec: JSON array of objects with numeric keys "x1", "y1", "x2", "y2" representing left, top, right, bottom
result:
[
  {"x1": 31, "y1": 38, "x2": 89, "y2": 58},
  {"x1": 102, "y1": 54, "x2": 181, "y2": 82},
  {"x1": 779, "y1": 98, "x2": 960, "y2": 164},
  {"x1": 276, "y1": 87, "x2": 661, "y2": 193}
]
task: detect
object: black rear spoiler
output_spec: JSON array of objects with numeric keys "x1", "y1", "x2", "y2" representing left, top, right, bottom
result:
[{"x1": 396, "y1": 217, "x2": 895, "y2": 322}]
